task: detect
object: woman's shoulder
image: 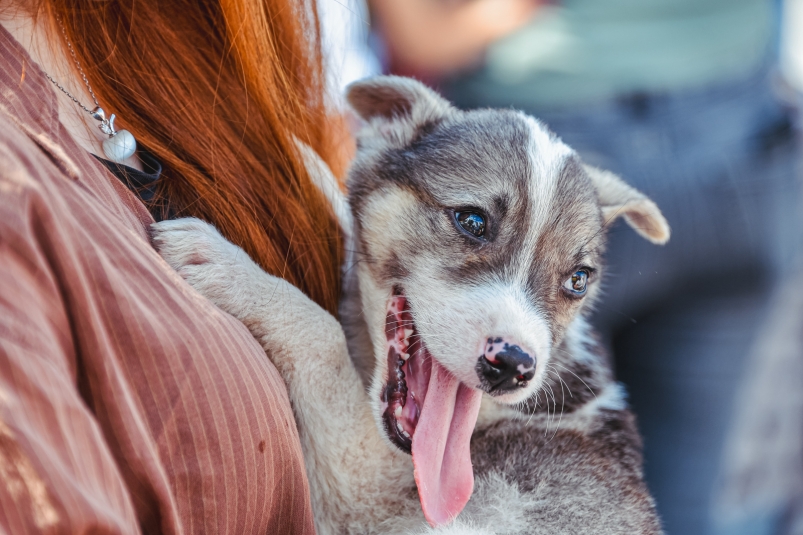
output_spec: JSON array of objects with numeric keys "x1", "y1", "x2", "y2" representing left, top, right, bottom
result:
[{"x1": 0, "y1": 109, "x2": 61, "y2": 197}]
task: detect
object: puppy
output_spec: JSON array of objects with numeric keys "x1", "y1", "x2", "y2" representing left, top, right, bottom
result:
[{"x1": 152, "y1": 76, "x2": 669, "y2": 534}]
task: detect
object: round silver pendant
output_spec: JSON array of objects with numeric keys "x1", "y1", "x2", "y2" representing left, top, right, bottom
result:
[{"x1": 102, "y1": 129, "x2": 137, "y2": 163}]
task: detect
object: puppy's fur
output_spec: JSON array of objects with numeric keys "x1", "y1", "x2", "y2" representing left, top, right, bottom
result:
[{"x1": 152, "y1": 76, "x2": 669, "y2": 534}]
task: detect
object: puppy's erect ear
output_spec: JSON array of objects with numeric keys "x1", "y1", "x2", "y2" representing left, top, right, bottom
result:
[
  {"x1": 346, "y1": 76, "x2": 453, "y2": 147},
  {"x1": 584, "y1": 164, "x2": 671, "y2": 245}
]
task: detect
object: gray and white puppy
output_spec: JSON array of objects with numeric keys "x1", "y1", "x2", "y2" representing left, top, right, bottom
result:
[{"x1": 152, "y1": 76, "x2": 670, "y2": 535}]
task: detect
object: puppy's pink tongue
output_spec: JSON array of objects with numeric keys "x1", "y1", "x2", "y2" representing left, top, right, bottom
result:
[{"x1": 412, "y1": 360, "x2": 483, "y2": 526}]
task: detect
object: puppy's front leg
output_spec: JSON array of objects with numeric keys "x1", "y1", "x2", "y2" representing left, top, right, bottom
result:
[{"x1": 152, "y1": 218, "x2": 415, "y2": 534}]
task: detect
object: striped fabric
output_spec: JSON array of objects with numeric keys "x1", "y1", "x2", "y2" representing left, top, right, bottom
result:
[{"x1": 0, "y1": 25, "x2": 316, "y2": 534}]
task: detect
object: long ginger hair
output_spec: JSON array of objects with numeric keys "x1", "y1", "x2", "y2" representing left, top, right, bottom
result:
[{"x1": 41, "y1": 0, "x2": 343, "y2": 315}]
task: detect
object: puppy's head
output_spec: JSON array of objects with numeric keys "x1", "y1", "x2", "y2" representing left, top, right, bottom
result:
[{"x1": 346, "y1": 76, "x2": 669, "y2": 526}]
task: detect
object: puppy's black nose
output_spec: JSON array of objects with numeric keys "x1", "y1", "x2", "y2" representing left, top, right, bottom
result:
[{"x1": 477, "y1": 338, "x2": 536, "y2": 394}]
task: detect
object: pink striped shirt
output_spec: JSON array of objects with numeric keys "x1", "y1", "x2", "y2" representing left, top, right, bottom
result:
[{"x1": 0, "y1": 25, "x2": 316, "y2": 534}]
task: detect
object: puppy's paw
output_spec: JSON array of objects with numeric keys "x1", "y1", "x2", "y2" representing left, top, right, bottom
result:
[
  {"x1": 151, "y1": 218, "x2": 264, "y2": 319},
  {"x1": 152, "y1": 218, "x2": 346, "y2": 381},
  {"x1": 152, "y1": 217, "x2": 240, "y2": 269}
]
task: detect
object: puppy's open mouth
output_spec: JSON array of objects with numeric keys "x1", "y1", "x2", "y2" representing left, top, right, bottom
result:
[
  {"x1": 381, "y1": 290, "x2": 430, "y2": 453},
  {"x1": 380, "y1": 288, "x2": 483, "y2": 527}
]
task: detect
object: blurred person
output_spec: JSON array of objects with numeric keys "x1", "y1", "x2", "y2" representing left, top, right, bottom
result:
[
  {"x1": 716, "y1": 275, "x2": 803, "y2": 535},
  {"x1": 373, "y1": 1, "x2": 803, "y2": 534},
  {"x1": 371, "y1": 0, "x2": 540, "y2": 83},
  {"x1": 713, "y1": 6, "x2": 803, "y2": 534},
  {"x1": 0, "y1": 0, "x2": 345, "y2": 532}
]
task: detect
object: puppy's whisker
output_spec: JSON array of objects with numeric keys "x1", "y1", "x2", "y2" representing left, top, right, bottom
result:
[
  {"x1": 553, "y1": 362, "x2": 598, "y2": 400},
  {"x1": 547, "y1": 364, "x2": 574, "y2": 400},
  {"x1": 525, "y1": 394, "x2": 538, "y2": 426},
  {"x1": 546, "y1": 368, "x2": 566, "y2": 441},
  {"x1": 544, "y1": 380, "x2": 558, "y2": 435}
]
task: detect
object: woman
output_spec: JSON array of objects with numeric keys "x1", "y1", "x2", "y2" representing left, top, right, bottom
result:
[{"x1": 0, "y1": 0, "x2": 343, "y2": 532}]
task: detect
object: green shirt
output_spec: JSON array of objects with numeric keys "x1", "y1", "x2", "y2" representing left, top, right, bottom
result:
[{"x1": 459, "y1": 0, "x2": 773, "y2": 107}]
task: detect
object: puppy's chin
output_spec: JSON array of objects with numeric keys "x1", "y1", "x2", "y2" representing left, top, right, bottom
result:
[{"x1": 368, "y1": 363, "x2": 400, "y2": 450}]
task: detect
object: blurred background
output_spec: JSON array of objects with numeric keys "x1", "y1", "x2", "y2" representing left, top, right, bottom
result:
[{"x1": 317, "y1": 1, "x2": 803, "y2": 534}]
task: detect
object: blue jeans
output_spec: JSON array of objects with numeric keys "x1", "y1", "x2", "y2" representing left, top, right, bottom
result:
[{"x1": 446, "y1": 68, "x2": 802, "y2": 534}]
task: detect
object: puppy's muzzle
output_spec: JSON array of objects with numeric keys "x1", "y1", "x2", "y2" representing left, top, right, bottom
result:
[{"x1": 476, "y1": 337, "x2": 536, "y2": 394}]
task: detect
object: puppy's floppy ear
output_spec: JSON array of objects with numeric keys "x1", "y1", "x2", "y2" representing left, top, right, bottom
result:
[
  {"x1": 346, "y1": 76, "x2": 453, "y2": 146},
  {"x1": 584, "y1": 164, "x2": 671, "y2": 245}
]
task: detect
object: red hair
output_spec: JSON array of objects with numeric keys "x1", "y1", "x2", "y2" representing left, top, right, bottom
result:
[{"x1": 42, "y1": 0, "x2": 343, "y2": 315}]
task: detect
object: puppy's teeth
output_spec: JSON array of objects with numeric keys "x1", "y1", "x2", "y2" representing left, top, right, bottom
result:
[
  {"x1": 403, "y1": 328, "x2": 414, "y2": 340},
  {"x1": 397, "y1": 421, "x2": 405, "y2": 433},
  {"x1": 401, "y1": 430, "x2": 411, "y2": 439},
  {"x1": 400, "y1": 352, "x2": 410, "y2": 361},
  {"x1": 394, "y1": 405, "x2": 402, "y2": 418}
]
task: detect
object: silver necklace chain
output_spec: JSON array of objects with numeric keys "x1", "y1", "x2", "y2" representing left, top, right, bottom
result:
[
  {"x1": 41, "y1": 17, "x2": 138, "y2": 163},
  {"x1": 43, "y1": 20, "x2": 100, "y2": 115}
]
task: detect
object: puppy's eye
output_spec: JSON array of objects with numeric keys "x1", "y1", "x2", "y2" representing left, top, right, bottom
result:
[
  {"x1": 455, "y1": 211, "x2": 486, "y2": 238},
  {"x1": 563, "y1": 270, "x2": 589, "y2": 295}
]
